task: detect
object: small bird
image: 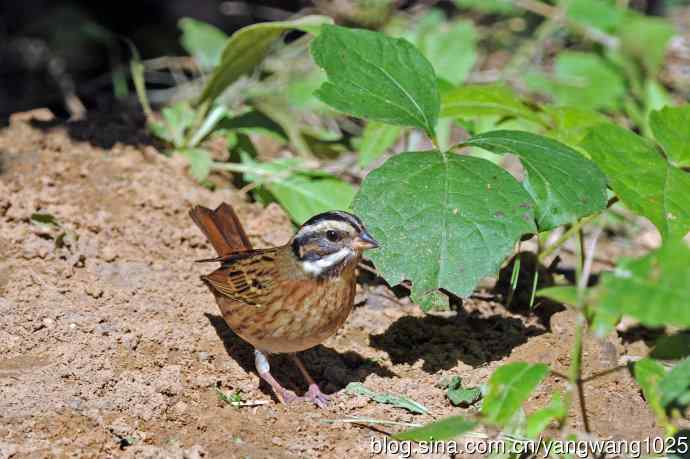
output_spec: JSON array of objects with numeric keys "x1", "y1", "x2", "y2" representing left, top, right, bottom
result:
[{"x1": 189, "y1": 203, "x2": 379, "y2": 407}]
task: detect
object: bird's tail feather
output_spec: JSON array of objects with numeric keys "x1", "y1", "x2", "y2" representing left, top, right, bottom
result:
[{"x1": 189, "y1": 203, "x2": 253, "y2": 256}]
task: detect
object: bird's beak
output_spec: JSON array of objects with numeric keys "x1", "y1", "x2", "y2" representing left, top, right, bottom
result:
[{"x1": 353, "y1": 231, "x2": 380, "y2": 250}]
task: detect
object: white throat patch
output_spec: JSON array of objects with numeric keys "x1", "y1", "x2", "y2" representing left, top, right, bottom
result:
[{"x1": 301, "y1": 248, "x2": 353, "y2": 276}]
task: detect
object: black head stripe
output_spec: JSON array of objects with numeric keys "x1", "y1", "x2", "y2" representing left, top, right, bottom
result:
[{"x1": 301, "y1": 211, "x2": 363, "y2": 233}]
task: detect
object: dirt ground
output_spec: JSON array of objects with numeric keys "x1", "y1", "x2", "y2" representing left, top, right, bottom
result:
[{"x1": 0, "y1": 111, "x2": 663, "y2": 458}]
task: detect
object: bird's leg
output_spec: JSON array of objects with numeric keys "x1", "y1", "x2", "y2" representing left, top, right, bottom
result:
[
  {"x1": 289, "y1": 353, "x2": 330, "y2": 408},
  {"x1": 254, "y1": 349, "x2": 299, "y2": 404}
]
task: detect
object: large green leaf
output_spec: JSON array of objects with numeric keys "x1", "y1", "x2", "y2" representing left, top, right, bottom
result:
[
  {"x1": 581, "y1": 123, "x2": 690, "y2": 240},
  {"x1": 634, "y1": 358, "x2": 670, "y2": 428},
  {"x1": 526, "y1": 52, "x2": 625, "y2": 111},
  {"x1": 650, "y1": 105, "x2": 690, "y2": 168},
  {"x1": 352, "y1": 151, "x2": 536, "y2": 299},
  {"x1": 393, "y1": 416, "x2": 478, "y2": 441},
  {"x1": 463, "y1": 131, "x2": 608, "y2": 230},
  {"x1": 441, "y1": 84, "x2": 542, "y2": 124},
  {"x1": 595, "y1": 240, "x2": 690, "y2": 329},
  {"x1": 178, "y1": 18, "x2": 228, "y2": 71},
  {"x1": 311, "y1": 25, "x2": 440, "y2": 138},
  {"x1": 240, "y1": 156, "x2": 356, "y2": 224},
  {"x1": 197, "y1": 15, "x2": 332, "y2": 108},
  {"x1": 660, "y1": 357, "x2": 690, "y2": 408},
  {"x1": 482, "y1": 362, "x2": 550, "y2": 426}
]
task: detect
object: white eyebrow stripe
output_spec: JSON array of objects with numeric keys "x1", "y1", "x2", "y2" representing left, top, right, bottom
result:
[
  {"x1": 301, "y1": 248, "x2": 353, "y2": 275},
  {"x1": 296, "y1": 220, "x2": 356, "y2": 238}
]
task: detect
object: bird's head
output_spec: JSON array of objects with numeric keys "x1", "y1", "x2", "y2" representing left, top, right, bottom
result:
[{"x1": 290, "y1": 211, "x2": 379, "y2": 278}]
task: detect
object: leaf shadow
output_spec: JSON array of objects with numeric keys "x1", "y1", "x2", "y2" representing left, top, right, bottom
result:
[
  {"x1": 205, "y1": 313, "x2": 397, "y2": 400},
  {"x1": 369, "y1": 307, "x2": 547, "y2": 373}
]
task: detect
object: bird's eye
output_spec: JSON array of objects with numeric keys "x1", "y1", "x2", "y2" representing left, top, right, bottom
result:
[{"x1": 326, "y1": 230, "x2": 340, "y2": 242}]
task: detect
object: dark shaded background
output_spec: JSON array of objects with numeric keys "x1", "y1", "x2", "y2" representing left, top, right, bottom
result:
[
  {"x1": 0, "y1": 0, "x2": 672, "y2": 119},
  {"x1": 0, "y1": 0, "x2": 306, "y2": 118}
]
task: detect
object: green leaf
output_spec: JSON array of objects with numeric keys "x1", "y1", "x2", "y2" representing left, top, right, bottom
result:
[
  {"x1": 345, "y1": 382, "x2": 429, "y2": 414},
  {"x1": 536, "y1": 285, "x2": 578, "y2": 306},
  {"x1": 217, "y1": 109, "x2": 288, "y2": 142},
  {"x1": 454, "y1": 0, "x2": 517, "y2": 14},
  {"x1": 463, "y1": 131, "x2": 608, "y2": 230},
  {"x1": 582, "y1": 123, "x2": 690, "y2": 240},
  {"x1": 441, "y1": 84, "x2": 542, "y2": 124},
  {"x1": 542, "y1": 106, "x2": 609, "y2": 152},
  {"x1": 446, "y1": 376, "x2": 482, "y2": 407},
  {"x1": 595, "y1": 240, "x2": 690, "y2": 329},
  {"x1": 419, "y1": 19, "x2": 476, "y2": 85},
  {"x1": 179, "y1": 148, "x2": 213, "y2": 182},
  {"x1": 526, "y1": 52, "x2": 625, "y2": 111},
  {"x1": 619, "y1": 13, "x2": 675, "y2": 74},
  {"x1": 651, "y1": 333, "x2": 690, "y2": 360},
  {"x1": 394, "y1": 416, "x2": 478, "y2": 441},
  {"x1": 152, "y1": 102, "x2": 196, "y2": 148},
  {"x1": 178, "y1": 18, "x2": 228, "y2": 71},
  {"x1": 352, "y1": 151, "x2": 536, "y2": 299},
  {"x1": 660, "y1": 357, "x2": 690, "y2": 408},
  {"x1": 633, "y1": 358, "x2": 670, "y2": 428},
  {"x1": 525, "y1": 392, "x2": 566, "y2": 439},
  {"x1": 311, "y1": 25, "x2": 440, "y2": 138},
  {"x1": 650, "y1": 105, "x2": 690, "y2": 168},
  {"x1": 197, "y1": 15, "x2": 332, "y2": 108},
  {"x1": 252, "y1": 97, "x2": 312, "y2": 157},
  {"x1": 31, "y1": 213, "x2": 60, "y2": 228},
  {"x1": 355, "y1": 122, "x2": 402, "y2": 167},
  {"x1": 482, "y1": 362, "x2": 549, "y2": 426},
  {"x1": 240, "y1": 155, "x2": 356, "y2": 224},
  {"x1": 566, "y1": 0, "x2": 624, "y2": 33}
]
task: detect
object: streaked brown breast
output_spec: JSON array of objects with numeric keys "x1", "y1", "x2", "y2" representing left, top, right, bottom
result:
[{"x1": 202, "y1": 245, "x2": 359, "y2": 354}]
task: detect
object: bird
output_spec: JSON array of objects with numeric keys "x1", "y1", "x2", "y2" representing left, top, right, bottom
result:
[{"x1": 189, "y1": 203, "x2": 379, "y2": 407}]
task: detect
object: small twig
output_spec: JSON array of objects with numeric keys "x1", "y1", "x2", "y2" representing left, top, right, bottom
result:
[{"x1": 539, "y1": 213, "x2": 600, "y2": 263}]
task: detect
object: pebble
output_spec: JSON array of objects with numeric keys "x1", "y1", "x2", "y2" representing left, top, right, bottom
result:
[{"x1": 85, "y1": 285, "x2": 103, "y2": 299}]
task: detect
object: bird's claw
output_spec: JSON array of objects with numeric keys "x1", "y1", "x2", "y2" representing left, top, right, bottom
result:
[{"x1": 305, "y1": 384, "x2": 330, "y2": 408}]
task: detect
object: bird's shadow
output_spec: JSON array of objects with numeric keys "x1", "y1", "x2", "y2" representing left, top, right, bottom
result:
[
  {"x1": 205, "y1": 313, "x2": 396, "y2": 400},
  {"x1": 369, "y1": 305, "x2": 547, "y2": 373}
]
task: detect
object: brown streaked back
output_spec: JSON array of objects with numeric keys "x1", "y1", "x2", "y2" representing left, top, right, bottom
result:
[{"x1": 189, "y1": 203, "x2": 252, "y2": 256}]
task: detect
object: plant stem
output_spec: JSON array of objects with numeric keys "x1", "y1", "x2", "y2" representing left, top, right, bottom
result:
[{"x1": 538, "y1": 213, "x2": 599, "y2": 263}]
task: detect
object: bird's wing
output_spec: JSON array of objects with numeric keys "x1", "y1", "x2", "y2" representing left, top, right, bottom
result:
[{"x1": 201, "y1": 247, "x2": 284, "y2": 305}]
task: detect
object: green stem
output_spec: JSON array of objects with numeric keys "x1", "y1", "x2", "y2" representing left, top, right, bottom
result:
[{"x1": 538, "y1": 213, "x2": 599, "y2": 263}]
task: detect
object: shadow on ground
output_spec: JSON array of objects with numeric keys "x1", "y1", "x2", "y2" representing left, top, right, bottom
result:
[
  {"x1": 29, "y1": 109, "x2": 153, "y2": 149},
  {"x1": 205, "y1": 313, "x2": 396, "y2": 401},
  {"x1": 370, "y1": 307, "x2": 545, "y2": 373}
]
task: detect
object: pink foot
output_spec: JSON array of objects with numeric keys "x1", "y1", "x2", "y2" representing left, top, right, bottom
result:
[{"x1": 305, "y1": 384, "x2": 330, "y2": 408}]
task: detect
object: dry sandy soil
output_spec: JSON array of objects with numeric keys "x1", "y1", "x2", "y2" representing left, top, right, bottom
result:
[{"x1": 0, "y1": 111, "x2": 663, "y2": 458}]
